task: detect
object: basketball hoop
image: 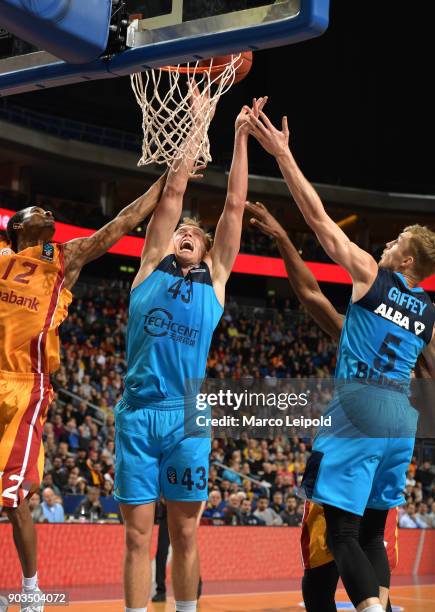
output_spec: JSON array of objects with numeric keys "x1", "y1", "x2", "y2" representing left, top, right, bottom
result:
[{"x1": 130, "y1": 53, "x2": 246, "y2": 173}]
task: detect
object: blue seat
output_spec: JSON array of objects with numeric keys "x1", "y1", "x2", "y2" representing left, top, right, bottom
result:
[
  {"x1": 63, "y1": 494, "x2": 85, "y2": 515},
  {"x1": 101, "y1": 496, "x2": 120, "y2": 516}
]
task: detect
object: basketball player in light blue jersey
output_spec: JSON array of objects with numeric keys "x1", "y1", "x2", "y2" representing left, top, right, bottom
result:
[
  {"x1": 114, "y1": 94, "x2": 268, "y2": 612},
  {"x1": 246, "y1": 111, "x2": 435, "y2": 612}
]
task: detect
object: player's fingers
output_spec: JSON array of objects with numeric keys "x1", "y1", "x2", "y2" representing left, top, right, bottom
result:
[
  {"x1": 246, "y1": 201, "x2": 265, "y2": 216},
  {"x1": 257, "y1": 96, "x2": 268, "y2": 113},
  {"x1": 245, "y1": 201, "x2": 260, "y2": 214},
  {"x1": 247, "y1": 126, "x2": 264, "y2": 144},
  {"x1": 250, "y1": 218, "x2": 270, "y2": 234},
  {"x1": 247, "y1": 113, "x2": 268, "y2": 135},
  {"x1": 255, "y1": 201, "x2": 267, "y2": 211},
  {"x1": 246, "y1": 118, "x2": 267, "y2": 139},
  {"x1": 251, "y1": 98, "x2": 259, "y2": 119},
  {"x1": 259, "y1": 110, "x2": 274, "y2": 131},
  {"x1": 246, "y1": 119, "x2": 261, "y2": 135},
  {"x1": 282, "y1": 115, "x2": 289, "y2": 137}
]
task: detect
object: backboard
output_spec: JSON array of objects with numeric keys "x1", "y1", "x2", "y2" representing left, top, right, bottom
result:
[
  {"x1": 0, "y1": 0, "x2": 329, "y2": 97},
  {"x1": 0, "y1": 0, "x2": 112, "y2": 63}
]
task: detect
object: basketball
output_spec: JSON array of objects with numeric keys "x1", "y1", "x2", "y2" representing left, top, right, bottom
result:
[{"x1": 199, "y1": 51, "x2": 253, "y2": 84}]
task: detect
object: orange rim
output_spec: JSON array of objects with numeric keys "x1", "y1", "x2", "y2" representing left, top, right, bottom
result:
[{"x1": 160, "y1": 56, "x2": 241, "y2": 75}]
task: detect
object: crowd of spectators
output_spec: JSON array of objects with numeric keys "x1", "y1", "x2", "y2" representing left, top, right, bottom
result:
[{"x1": 0, "y1": 279, "x2": 433, "y2": 526}]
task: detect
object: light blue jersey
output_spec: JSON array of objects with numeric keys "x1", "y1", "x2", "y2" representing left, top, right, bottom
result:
[
  {"x1": 336, "y1": 269, "x2": 435, "y2": 385},
  {"x1": 124, "y1": 254, "x2": 223, "y2": 407},
  {"x1": 301, "y1": 269, "x2": 435, "y2": 515},
  {"x1": 115, "y1": 254, "x2": 223, "y2": 505}
]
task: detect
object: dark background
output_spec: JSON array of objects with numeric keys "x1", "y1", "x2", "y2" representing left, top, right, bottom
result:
[{"x1": 7, "y1": 0, "x2": 435, "y2": 194}]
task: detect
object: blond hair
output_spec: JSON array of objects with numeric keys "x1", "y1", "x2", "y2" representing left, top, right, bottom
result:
[
  {"x1": 403, "y1": 224, "x2": 435, "y2": 280},
  {"x1": 177, "y1": 216, "x2": 213, "y2": 253}
]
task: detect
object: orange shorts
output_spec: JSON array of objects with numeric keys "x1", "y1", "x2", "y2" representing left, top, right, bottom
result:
[
  {"x1": 0, "y1": 371, "x2": 52, "y2": 508},
  {"x1": 301, "y1": 501, "x2": 399, "y2": 571}
]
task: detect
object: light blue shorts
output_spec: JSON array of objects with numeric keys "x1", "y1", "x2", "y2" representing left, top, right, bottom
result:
[
  {"x1": 300, "y1": 383, "x2": 418, "y2": 516},
  {"x1": 114, "y1": 398, "x2": 210, "y2": 505}
]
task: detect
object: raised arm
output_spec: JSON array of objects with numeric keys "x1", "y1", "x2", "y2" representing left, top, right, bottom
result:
[
  {"x1": 246, "y1": 201, "x2": 343, "y2": 341},
  {"x1": 210, "y1": 97, "x2": 267, "y2": 304},
  {"x1": 247, "y1": 112, "x2": 378, "y2": 299},
  {"x1": 132, "y1": 81, "x2": 210, "y2": 288},
  {"x1": 63, "y1": 172, "x2": 167, "y2": 290}
]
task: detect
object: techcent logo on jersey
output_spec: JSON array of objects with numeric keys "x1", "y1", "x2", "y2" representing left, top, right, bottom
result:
[{"x1": 143, "y1": 307, "x2": 199, "y2": 346}]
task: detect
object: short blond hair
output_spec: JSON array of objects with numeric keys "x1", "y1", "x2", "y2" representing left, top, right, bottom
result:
[
  {"x1": 403, "y1": 224, "x2": 435, "y2": 280},
  {"x1": 177, "y1": 216, "x2": 213, "y2": 253}
]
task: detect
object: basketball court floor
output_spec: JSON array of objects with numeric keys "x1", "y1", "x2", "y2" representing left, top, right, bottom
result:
[{"x1": 23, "y1": 578, "x2": 435, "y2": 612}]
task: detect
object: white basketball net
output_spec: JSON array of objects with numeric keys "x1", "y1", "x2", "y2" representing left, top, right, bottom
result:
[{"x1": 130, "y1": 54, "x2": 240, "y2": 172}]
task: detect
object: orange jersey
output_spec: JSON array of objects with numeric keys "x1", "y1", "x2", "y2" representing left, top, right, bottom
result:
[
  {"x1": 301, "y1": 501, "x2": 399, "y2": 570},
  {"x1": 0, "y1": 243, "x2": 72, "y2": 374}
]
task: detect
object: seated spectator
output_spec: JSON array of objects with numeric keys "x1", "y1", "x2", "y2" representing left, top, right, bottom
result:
[
  {"x1": 62, "y1": 472, "x2": 82, "y2": 495},
  {"x1": 65, "y1": 418, "x2": 80, "y2": 450},
  {"x1": 203, "y1": 490, "x2": 226, "y2": 522},
  {"x1": 41, "y1": 487, "x2": 65, "y2": 523},
  {"x1": 219, "y1": 479, "x2": 232, "y2": 500},
  {"x1": 271, "y1": 473, "x2": 290, "y2": 498},
  {"x1": 28, "y1": 493, "x2": 47, "y2": 524},
  {"x1": 270, "y1": 491, "x2": 285, "y2": 515},
  {"x1": 416, "y1": 502, "x2": 432, "y2": 528},
  {"x1": 253, "y1": 495, "x2": 283, "y2": 526},
  {"x1": 236, "y1": 491, "x2": 246, "y2": 506},
  {"x1": 52, "y1": 413, "x2": 67, "y2": 442},
  {"x1": 50, "y1": 456, "x2": 68, "y2": 491},
  {"x1": 101, "y1": 476, "x2": 114, "y2": 497},
  {"x1": 415, "y1": 461, "x2": 435, "y2": 498},
  {"x1": 399, "y1": 502, "x2": 428, "y2": 528},
  {"x1": 40, "y1": 473, "x2": 61, "y2": 497},
  {"x1": 77, "y1": 477, "x2": 88, "y2": 495},
  {"x1": 223, "y1": 493, "x2": 242, "y2": 526},
  {"x1": 64, "y1": 456, "x2": 77, "y2": 472},
  {"x1": 76, "y1": 449, "x2": 92, "y2": 483},
  {"x1": 74, "y1": 487, "x2": 105, "y2": 521},
  {"x1": 87, "y1": 458, "x2": 105, "y2": 489},
  {"x1": 242, "y1": 479, "x2": 255, "y2": 501},
  {"x1": 280, "y1": 495, "x2": 302, "y2": 527},
  {"x1": 259, "y1": 462, "x2": 276, "y2": 487},
  {"x1": 241, "y1": 462, "x2": 252, "y2": 479},
  {"x1": 240, "y1": 499, "x2": 265, "y2": 526}
]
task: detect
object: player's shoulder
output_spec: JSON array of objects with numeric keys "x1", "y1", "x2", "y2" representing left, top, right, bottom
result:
[{"x1": 19, "y1": 242, "x2": 63, "y2": 264}]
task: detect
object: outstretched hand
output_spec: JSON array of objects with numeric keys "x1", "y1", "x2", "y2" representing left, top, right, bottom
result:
[
  {"x1": 235, "y1": 96, "x2": 268, "y2": 133},
  {"x1": 245, "y1": 201, "x2": 286, "y2": 240},
  {"x1": 247, "y1": 110, "x2": 290, "y2": 158},
  {"x1": 189, "y1": 163, "x2": 207, "y2": 180},
  {"x1": 188, "y1": 78, "x2": 214, "y2": 124}
]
